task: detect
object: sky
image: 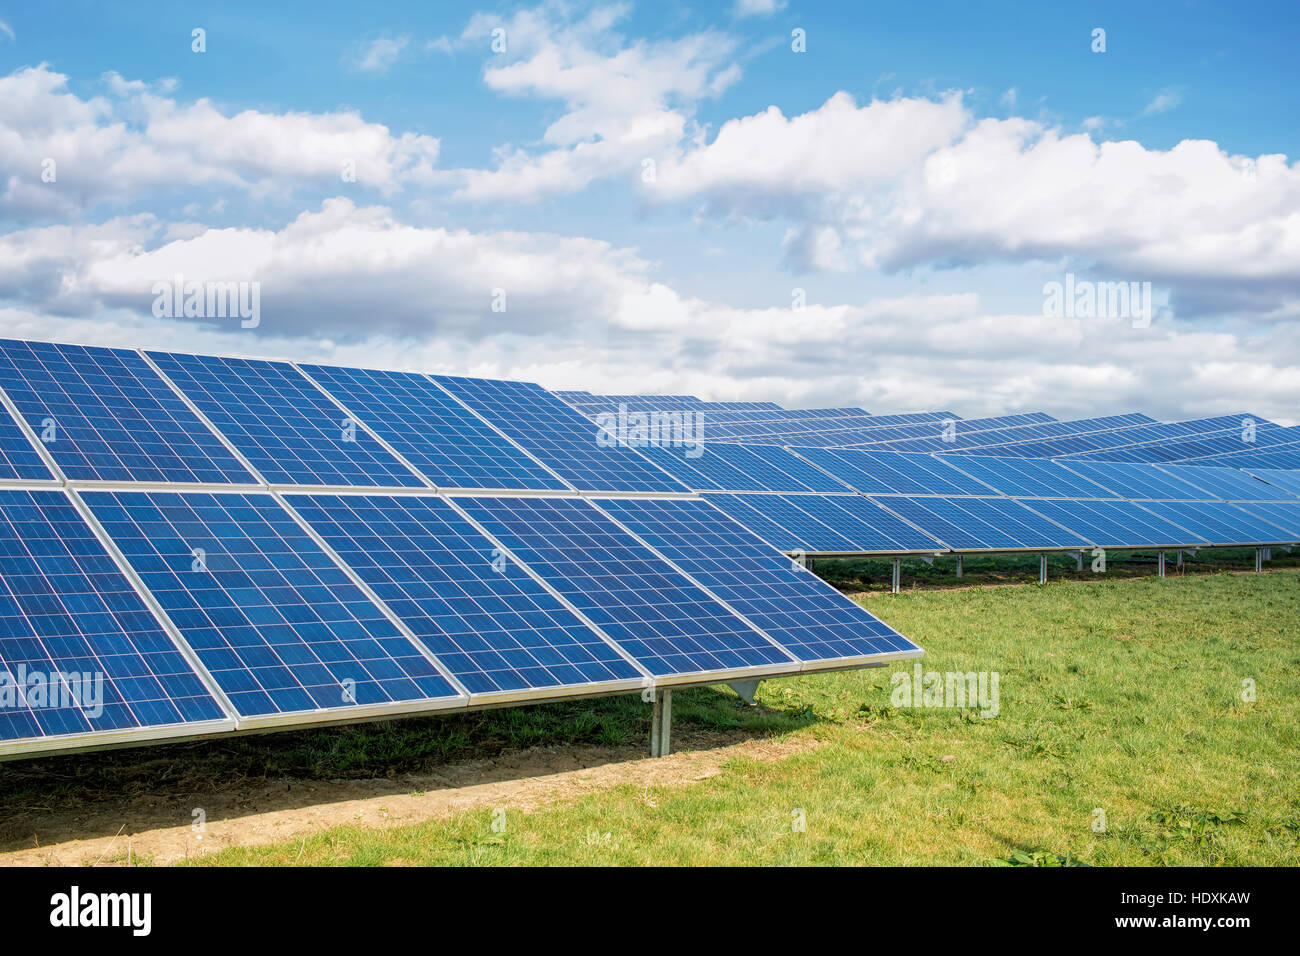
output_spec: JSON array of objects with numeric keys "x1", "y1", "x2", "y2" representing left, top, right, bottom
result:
[{"x1": 0, "y1": 0, "x2": 1297, "y2": 423}]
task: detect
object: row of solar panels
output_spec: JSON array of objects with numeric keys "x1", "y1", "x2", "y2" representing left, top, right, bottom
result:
[
  {"x1": 634, "y1": 441, "x2": 1300, "y2": 554},
  {"x1": 0, "y1": 486, "x2": 921, "y2": 757}
]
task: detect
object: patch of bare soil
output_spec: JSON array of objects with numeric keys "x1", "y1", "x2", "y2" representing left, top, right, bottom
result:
[{"x1": 0, "y1": 730, "x2": 822, "y2": 866}]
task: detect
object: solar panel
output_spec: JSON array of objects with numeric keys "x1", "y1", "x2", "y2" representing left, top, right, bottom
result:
[
  {"x1": 595, "y1": 498, "x2": 921, "y2": 665},
  {"x1": 772, "y1": 494, "x2": 947, "y2": 553},
  {"x1": 0, "y1": 489, "x2": 229, "y2": 749},
  {"x1": 147, "y1": 351, "x2": 424, "y2": 488},
  {"x1": 870, "y1": 496, "x2": 1082, "y2": 551},
  {"x1": 1135, "y1": 500, "x2": 1297, "y2": 546},
  {"x1": 0, "y1": 400, "x2": 54, "y2": 483},
  {"x1": 1060, "y1": 460, "x2": 1214, "y2": 500},
  {"x1": 432, "y1": 376, "x2": 690, "y2": 494},
  {"x1": 792, "y1": 448, "x2": 994, "y2": 496},
  {"x1": 1156, "y1": 464, "x2": 1298, "y2": 501},
  {"x1": 85, "y1": 490, "x2": 462, "y2": 720},
  {"x1": 701, "y1": 494, "x2": 863, "y2": 553},
  {"x1": 286, "y1": 493, "x2": 643, "y2": 697},
  {"x1": 937, "y1": 455, "x2": 1117, "y2": 499},
  {"x1": 0, "y1": 340, "x2": 256, "y2": 484},
  {"x1": 1247, "y1": 468, "x2": 1300, "y2": 497},
  {"x1": 1016, "y1": 498, "x2": 1208, "y2": 548},
  {"x1": 452, "y1": 496, "x2": 794, "y2": 678},
  {"x1": 1230, "y1": 502, "x2": 1300, "y2": 540},
  {"x1": 298, "y1": 363, "x2": 568, "y2": 491}
]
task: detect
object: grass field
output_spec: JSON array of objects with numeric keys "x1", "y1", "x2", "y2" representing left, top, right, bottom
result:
[{"x1": 149, "y1": 564, "x2": 1297, "y2": 867}]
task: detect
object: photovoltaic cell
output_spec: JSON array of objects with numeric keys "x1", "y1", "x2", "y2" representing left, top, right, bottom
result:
[
  {"x1": 699, "y1": 494, "x2": 816, "y2": 552},
  {"x1": 793, "y1": 448, "x2": 993, "y2": 496},
  {"x1": 432, "y1": 375, "x2": 689, "y2": 493},
  {"x1": 1247, "y1": 468, "x2": 1300, "y2": 497},
  {"x1": 454, "y1": 496, "x2": 793, "y2": 677},
  {"x1": 147, "y1": 351, "x2": 423, "y2": 488},
  {"x1": 596, "y1": 498, "x2": 920, "y2": 664},
  {"x1": 702, "y1": 494, "x2": 862, "y2": 553},
  {"x1": 1060, "y1": 460, "x2": 1215, "y2": 500},
  {"x1": 298, "y1": 364, "x2": 568, "y2": 491},
  {"x1": 0, "y1": 489, "x2": 227, "y2": 745},
  {"x1": 86, "y1": 491, "x2": 460, "y2": 718},
  {"x1": 1015, "y1": 499, "x2": 1208, "y2": 548},
  {"x1": 871, "y1": 496, "x2": 1077, "y2": 551},
  {"x1": 0, "y1": 340, "x2": 255, "y2": 484},
  {"x1": 694, "y1": 443, "x2": 852, "y2": 492},
  {"x1": 1135, "y1": 500, "x2": 1296, "y2": 545},
  {"x1": 287, "y1": 493, "x2": 641, "y2": 695},
  {"x1": 0, "y1": 402, "x2": 52, "y2": 482},
  {"x1": 773, "y1": 494, "x2": 947, "y2": 553},
  {"x1": 1230, "y1": 502, "x2": 1300, "y2": 540},
  {"x1": 937, "y1": 455, "x2": 1117, "y2": 500},
  {"x1": 1156, "y1": 464, "x2": 1298, "y2": 501}
]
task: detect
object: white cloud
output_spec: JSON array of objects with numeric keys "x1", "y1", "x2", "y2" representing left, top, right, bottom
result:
[
  {"x1": 0, "y1": 20, "x2": 14, "y2": 42},
  {"x1": 448, "y1": 3, "x2": 741, "y2": 201},
  {"x1": 733, "y1": 0, "x2": 786, "y2": 18},
  {"x1": 1, "y1": 200, "x2": 1296, "y2": 424},
  {"x1": 1143, "y1": 87, "x2": 1183, "y2": 115},
  {"x1": 350, "y1": 35, "x2": 411, "y2": 74},
  {"x1": 0, "y1": 64, "x2": 440, "y2": 217}
]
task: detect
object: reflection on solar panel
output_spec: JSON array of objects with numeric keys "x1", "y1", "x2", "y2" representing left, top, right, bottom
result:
[
  {"x1": 1157, "y1": 464, "x2": 1297, "y2": 501},
  {"x1": 86, "y1": 491, "x2": 461, "y2": 719},
  {"x1": 0, "y1": 340, "x2": 255, "y2": 484},
  {"x1": 0, "y1": 489, "x2": 228, "y2": 748},
  {"x1": 937, "y1": 455, "x2": 1117, "y2": 500},
  {"x1": 433, "y1": 376, "x2": 688, "y2": 494},
  {"x1": 454, "y1": 496, "x2": 793, "y2": 678},
  {"x1": 287, "y1": 494, "x2": 642, "y2": 696},
  {"x1": 148, "y1": 351, "x2": 423, "y2": 488},
  {"x1": 1135, "y1": 500, "x2": 1296, "y2": 545},
  {"x1": 1016, "y1": 499, "x2": 1208, "y2": 548},
  {"x1": 792, "y1": 448, "x2": 993, "y2": 496},
  {"x1": 298, "y1": 364, "x2": 567, "y2": 491},
  {"x1": 1060, "y1": 460, "x2": 1213, "y2": 500},
  {"x1": 871, "y1": 496, "x2": 1083, "y2": 551},
  {"x1": 596, "y1": 498, "x2": 921, "y2": 665}
]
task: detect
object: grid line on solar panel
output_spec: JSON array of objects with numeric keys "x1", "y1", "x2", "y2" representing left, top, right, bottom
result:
[
  {"x1": 0, "y1": 489, "x2": 230, "y2": 747},
  {"x1": 698, "y1": 494, "x2": 814, "y2": 552},
  {"x1": 594, "y1": 498, "x2": 921, "y2": 665},
  {"x1": 788, "y1": 447, "x2": 996, "y2": 496},
  {"x1": 147, "y1": 351, "x2": 426, "y2": 488},
  {"x1": 0, "y1": 340, "x2": 257, "y2": 485},
  {"x1": 772, "y1": 494, "x2": 947, "y2": 553},
  {"x1": 1134, "y1": 500, "x2": 1297, "y2": 546},
  {"x1": 452, "y1": 496, "x2": 795, "y2": 678},
  {"x1": 0, "y1": 389, "x2": 59, "y2": 484},
  {"x1": 1229, "y1": 502, "x2": 1300, "y2": 540},
  {"x1": 432, "y1": 376, "x2": 691, "y2": 494},
  {"x1": 84, "y1": 490, "x2": 462, "y2": 720},
  {"x1": 296, "y1": 363, "x2": 570, "y2": 492},
  {"x1": 1154, "y1": 464, "x2": 1298, "y2": 501},
  {"x1": 1247, "y1": 469, "x2": 1300, "y2": 497},
  {"x1": 285, "y1": 493, "x2": 645, "y2": 697},
  {"x1": 703, "y1": 493, "x2": 863, "y2": 553},
  {"x1": 1015, "y1": 498, "x2": 1207, "y2": 548}
]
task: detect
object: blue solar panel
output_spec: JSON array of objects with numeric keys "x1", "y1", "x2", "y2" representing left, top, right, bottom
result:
[
  {"x1": 1061, "y1": 460, "x2": 1214, "y2": 500},
  {"x1": 1248, "y1": 468, "x2": 1300, "y2": 497},
  {"x1": 937, "y1": 455, "x2": 1117, "y2": 499},
  {"x1": 1231, "y1": 502, "x2": 1300, "y2": 540},
  {"x1": 433, "y1": 376, "x2": 689, "y2": 494},
  {"x1": 287, "y1": 493, "x2": 642, "y2": 695},
  {"x1": 0, "y1": 489, "x2": 228, "y2": 745},
  {"x1": 871, "y1": 496, "x2": 1081, "y2": 551},
  {"x1": 702, "y1": 494, "x2": 862, "y2": 553},
  {"x1": 793, "y1": 448, "x2": 993, "y2": 496},
  {"x1": 596, "y1": 498, "x2": 920, "y2": 664},
  {"x1": 86, "y1": 491, "x2": 461, "y2": 718},
  {"x1": 298, "y1": 364, "x2": 568, "y2": 491},
  {"x1": 1016, "y1": 499, "x2": 1208, "y2": 548},
  {"x1": 0, "y1": 340, "x2": 255, "y2": 484},
  {"x1": 773, "y1": 494, "x2": 947, "y2": 553},
  {"x1": 637, "y1": 443, "x2": 758, "y2": 491},
  {"x1": 0, "y1": 401, "x2": 53, "y2": 482},
  {"x1": 1157, "y1": 464, "x2": 1298, "y2": 501},
  {"x1": 1135, "y1": 500, "x2": 1297, "y2": 545},
  {"x1": 453, "y1": 496, "x2": 793, "y2": 677},
  {"x1": 148, "y1": 351, "x2": 424, "y2": 488}
]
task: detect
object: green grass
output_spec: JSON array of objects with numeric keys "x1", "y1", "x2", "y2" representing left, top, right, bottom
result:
[{"x1": 180, "y1": 569, "x2": 1300, "y2": 866}]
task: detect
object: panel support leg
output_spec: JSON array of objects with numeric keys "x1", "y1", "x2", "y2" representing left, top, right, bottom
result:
[
  {"x1": 955, "y1": 554, "x2": 963, "y2": 578},
  {"x1": 1176, "y1": 549, "x2": 1184, "y2": 570},
  {"x1": 1038, "y1": 553, "x2": 1047, "y2": 585},
  {"x1": 650, "y1": 688, "x2": 672, "y2": 757},
  {"x1": 892, "y1": 557, "x2": 901, "y2": 594},
  {"x1": 1256, "y1": 547, "x2": 1264, "y2": 573},
  {"x1": 1158, "y1": 551, "x2": 1166, "y2": 578},
  {"x1": 1076, "y1": 551, "x2": 1084, "y2": 572},
  {"x1": 727, "y1": 680, "x2": 761, "y2": 706}
]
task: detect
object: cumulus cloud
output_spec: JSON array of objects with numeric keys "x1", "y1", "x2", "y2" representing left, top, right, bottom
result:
[
  {"x1": 733, "y1": 0, "x2": 786, "y2": 18},
  {"x1": 447, "y1": 2, "x2": 741, "y2": 200},
  {"x1": 0, "y1": 64, "x2": 440, "y2": 218},
  {"x1": 1, "y1": 200, "x2": 1296, "y2": 424},
  {"x1": 350, "y1": 35, "x2": 411, "y2": 74}
]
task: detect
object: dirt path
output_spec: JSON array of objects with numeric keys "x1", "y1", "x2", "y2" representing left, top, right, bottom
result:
[{"x1": 0, "y1": 731, "x2": 821, "y2": 866}]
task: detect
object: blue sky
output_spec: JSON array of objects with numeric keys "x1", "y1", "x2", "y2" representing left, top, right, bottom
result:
[{"x1": 1, "y1": 0, "x2": 1297, "y2": 421}]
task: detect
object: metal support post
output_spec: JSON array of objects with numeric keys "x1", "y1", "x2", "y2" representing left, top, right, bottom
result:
[
  {"x1": 955, "y1": 554, "x2": 963, "y2": 578},
  {"x1": 1038, "y1": 553, "x2": 1047, "y2": 584},
  {"x1": 892, "y1": 557, "x2": 901, "y2": 594},
  {"x1": 650, "y1": 688, "x2": 673, "y2": 757},
  {"x1": 1157, "y1": 551, "x2": 1166, "y2": 578}
]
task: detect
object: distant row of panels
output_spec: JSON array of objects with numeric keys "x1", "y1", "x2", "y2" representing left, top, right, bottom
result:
[{"x1": 0, "y1": 487, "x2": 920, "y2": 757}]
